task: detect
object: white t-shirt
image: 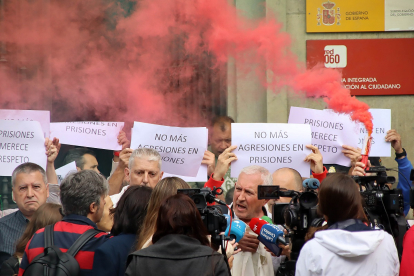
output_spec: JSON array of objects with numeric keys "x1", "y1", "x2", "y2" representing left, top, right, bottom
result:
[{"x1": 109, "y1": 185, "x2": 129, "y2": 208}]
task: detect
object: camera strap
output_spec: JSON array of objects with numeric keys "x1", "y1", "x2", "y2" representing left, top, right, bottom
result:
[{"x1": 328, "y1": 219, "x2": 368, "y2": 231}]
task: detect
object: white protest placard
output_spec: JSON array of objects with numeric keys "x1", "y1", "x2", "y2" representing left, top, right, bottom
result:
[
  {"x1": 162, "y1": 128, "x2": 208, "y2": 182},
  {"x1": 131, "y1": 122, "x2": 207, "y2": 177},
  {"x1": 55, "y1": 161, "x2": 77, "y2": 184},
  {"x1": 0, "y1": 120, "x2": 47, "y2": 176},
  {"x1": 50, "y1": 122, "x2": 124, "y2": 150},
  {"x1": 288, "y1": 107, "x2": 359, "y2": 166},
  {"x1": 231, "y1": 123, "x2": 312, "y2": 178},
  {"x1": 0, "y1": 109, "x2": 50, "y2": 138},
  {"x1": 358, "y1": 109, "x2": 391, "y2": 157}
]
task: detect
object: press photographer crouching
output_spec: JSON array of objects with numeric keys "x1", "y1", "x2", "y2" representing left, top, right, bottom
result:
[
  {"x1": 125, "y1": 194, "x2": 230, "y2": 276},
  {"x1": 296, "y1": 174, "x2": 399, "y2": 276}
]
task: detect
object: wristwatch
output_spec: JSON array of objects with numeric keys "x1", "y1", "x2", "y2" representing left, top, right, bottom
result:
[{"x1": 395, "y1": 148, "x2": 406, "y2": 159}]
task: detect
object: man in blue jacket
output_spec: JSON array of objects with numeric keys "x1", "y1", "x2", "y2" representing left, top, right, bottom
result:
[{"x1": 385, "y1": 129, "x2": 413, "y2": 216}]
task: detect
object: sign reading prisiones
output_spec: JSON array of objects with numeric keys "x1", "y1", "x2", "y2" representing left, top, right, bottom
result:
[
  {"x1": 50, "y1": 121, "x2": 125, "y2": 150},
  {"x1": 231, "y1": 123, "x2": 312, "y2": 178},
  {"x1": 288, "y1": 107, "x2": 359, "y2": 166},
  {"x1": 0, "y1": 120, "x2": 47, "y2": 176}
]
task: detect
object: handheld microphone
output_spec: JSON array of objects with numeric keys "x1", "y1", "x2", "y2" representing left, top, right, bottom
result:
[
  {"x1": 261, "y1": 216, "x2": 273, "y2": 224},
  {"x1": 224, "y1": 214, "x2": 247, "y2": 242},
  {"x1": 249, "y1": 218, "x2": 287, "y2": 257},
  {"x1": 303, "y1": 178, "x2": 320, "y2": 190}
]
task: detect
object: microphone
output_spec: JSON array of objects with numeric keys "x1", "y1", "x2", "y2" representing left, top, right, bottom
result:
[
  {"x1": 261, "y1": 216, "x2": 272, "y2": 224},
  {"x1": 249, "y1": 218, "x2": 287, "y2": 257},
  {"x1": 303, "y1": 178, "x2": 320, "y2": 190},
  {"x1": 224, "y1": 214, "x2": 247, "y2": 242}
]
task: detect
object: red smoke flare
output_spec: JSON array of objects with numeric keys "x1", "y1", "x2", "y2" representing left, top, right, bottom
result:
[{"x1": 0, "y1": 0, "x2": 373, "y2": 133}]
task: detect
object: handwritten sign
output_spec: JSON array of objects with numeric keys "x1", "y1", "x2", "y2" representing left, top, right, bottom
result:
[
  {"x1": 50, "y1": 122, "x2": 125, "y2": 150},
  {"x1": 0, "y1": 109, "x2": 50, "y2": 138},
  {"x1": 231, "y1": 123, "x2": 312, "y2": 178},
  {"x1": 131, "y1": 122, "x2": 207, "y2": 177},
  {"x1": 56, "y1": 161, "x2": 77, "y2": 184},
  {"x1": 0, "y1": 120, "x2": 47, "y2": 176},
  {"x1": 358, "y1": 109, "x2": 391, "y2": 157},
  {"x1": 288, "y1": 107, "x2": 359, "y2": 166}
]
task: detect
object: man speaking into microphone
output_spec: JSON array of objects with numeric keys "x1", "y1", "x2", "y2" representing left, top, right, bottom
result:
[{"x1": 231, "y1": 165, "x2": 275, "y2": 276}]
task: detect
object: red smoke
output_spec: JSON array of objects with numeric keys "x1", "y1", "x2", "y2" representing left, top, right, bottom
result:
[{"x1": 0, "y1": 0, "x2": 372, "y2": 133}]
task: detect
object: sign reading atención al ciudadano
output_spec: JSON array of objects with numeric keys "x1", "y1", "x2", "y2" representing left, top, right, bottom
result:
[{"x1": 306, "y1": 38, "x2": 414, "y2": 96}]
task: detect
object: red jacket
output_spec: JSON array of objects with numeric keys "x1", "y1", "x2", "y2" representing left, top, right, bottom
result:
[{"x1": 18, "y1": 215, "x2": 111, "y2": 276}]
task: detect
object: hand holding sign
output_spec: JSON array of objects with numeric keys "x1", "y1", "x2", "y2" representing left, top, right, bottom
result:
[
  {"x1": 341, "y1": 145, "x2": 362, "y2": 168},
  {"x1": 385, "y1": 129, "x2": 403, "y2": 155},
  {"x1": 304, "y1": 145, "x2": 323, "y2": 174},
  {"x1": 45, "y1": 138, "x2": 60, "y2": 184},
  {"x1": 213, "y1": 145, "x2": 238, "y2": 181},
  {"x1": 201, "y1": 150, "x2": 216, "y2": 177},
  {"x1": 117, "y1": 130, "x2": 131, "y2": 150},
  {"x1": 45, "y1": 140, "x2": 58, "y2": 163},
  {"x1": 119, "y1": 148, "x2": 133, "y2": 170}
]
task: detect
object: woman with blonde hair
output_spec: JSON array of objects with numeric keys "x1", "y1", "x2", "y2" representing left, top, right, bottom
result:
[
  {"x1": 136, "y1": 177, "x2": 190, "y2": 250},
  {"x1": 0, "y1": 203, "x2": 63, "y2": 276}
]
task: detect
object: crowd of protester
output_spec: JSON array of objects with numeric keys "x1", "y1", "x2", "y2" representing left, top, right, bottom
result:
[{"x1": 0, "y1": 115, "x2": 413, "y2": 276}]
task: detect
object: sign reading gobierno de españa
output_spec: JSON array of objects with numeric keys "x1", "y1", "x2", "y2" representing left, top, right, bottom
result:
[{"x1": 306, "y1": 0, "x2": 414, "y2": 32}]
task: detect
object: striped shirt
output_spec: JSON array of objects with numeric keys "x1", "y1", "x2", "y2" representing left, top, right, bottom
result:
[
  {"x1": 0, "y1": 210, "x2": 28, "y2": 259},
  {"x1": 18, "y1": 214, "x2": 112, "y2": 276}
]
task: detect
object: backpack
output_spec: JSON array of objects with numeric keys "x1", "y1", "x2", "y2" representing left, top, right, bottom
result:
[{"x1": 22, "y1": 223, "x2": 100, "y2": 276}]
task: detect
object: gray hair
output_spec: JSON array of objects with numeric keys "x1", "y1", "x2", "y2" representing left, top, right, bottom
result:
[
  {"x1": 63, "y1": 148, "x2": 96, "y2": 169},
  {"x1": 240, "y1": 165, "x2": 273, "y2": 186},
  {"x1": 12, "y1": 162, "x2": 47, "y2": 186},
  {"x1": 129, "y1": 147, "x2": 162, "y2": 169},
  {"x1": 60, "y1": 170, "x2": 108, "y2": 217}
]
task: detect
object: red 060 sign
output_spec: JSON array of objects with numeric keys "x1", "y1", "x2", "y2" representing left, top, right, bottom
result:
[
  {"x1": 307, "y1": 38, "x2": 414, "y2": 96},
  {"x1": 324, "y1": 54, "x2": 341, "y2": 64}
]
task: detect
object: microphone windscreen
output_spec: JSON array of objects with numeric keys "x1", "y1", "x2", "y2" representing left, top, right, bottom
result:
[
  {"x1": 224, "y1": 215, "x2": 247, "y2": 242},
  {"x1": 261, "y1": 216, "x2": 273, "y2": 224},
  {"x1": 260, "y1": 224, "x2": 284, "y2": 243},
  {"x1": 230, "y1": 220, "x2": 247, "y2": 242},
  {"x1": 303, "y1": 178, "x2": 320, "y2": 189},
  {"x1": 249, "y1": 218, "x2": 267, "y2": 235}
]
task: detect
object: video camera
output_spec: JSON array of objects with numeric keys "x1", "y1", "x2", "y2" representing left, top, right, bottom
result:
[
  {"x1": 353, "y1": 166, "x2": 406, "y2": 258},
  {"x1": 177, "y1": 187, "x2": 227, "y2": 250},
  {"x1": 258, "y1": 179, "x2": 323, "y2": 275}
]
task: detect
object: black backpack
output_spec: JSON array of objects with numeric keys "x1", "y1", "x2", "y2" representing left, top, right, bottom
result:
[{"x1": 22, "y1": 223, "x2": 100, "y2": 276}]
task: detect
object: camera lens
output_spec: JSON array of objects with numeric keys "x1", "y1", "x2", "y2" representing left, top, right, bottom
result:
[{"x1": 299, "y1": 192, "x2": 318, "y2": 209}]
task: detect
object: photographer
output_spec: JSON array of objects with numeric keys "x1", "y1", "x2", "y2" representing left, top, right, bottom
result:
[
  {"x1": 296, "y1": 174, "x2": 399, "y2": 276},
  {"x1": 125, "y1": 193, "x2": 230, "y2": 276},
  {"x1": 385, "y1": 129, "x2": 413, "y2": 216}
]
